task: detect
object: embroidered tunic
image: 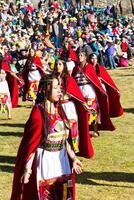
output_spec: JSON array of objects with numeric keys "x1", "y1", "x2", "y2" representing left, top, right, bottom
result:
[
  {"x1": 36, "y1": 112, "x2": 74, "y2": 200},
  {"x1": 74, "y1": 68, "x2": 100, "y2": 124}
]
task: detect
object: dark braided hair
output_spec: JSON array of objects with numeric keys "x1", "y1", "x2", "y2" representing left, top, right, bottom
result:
[
  {"x1": 36, "y1": 73, "x2": 60, "y2": 104},
  {"x1": 35, "y1": 73, "x2": 60, "y2": 148}
]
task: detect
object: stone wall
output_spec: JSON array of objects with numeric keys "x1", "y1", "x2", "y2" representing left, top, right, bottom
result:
[
  {"x1": 94, "y1": 0, "x2": 133, "y2": 15},
  {"x1": 5, "y1": 0, "x2": 134, "y2": 15}
]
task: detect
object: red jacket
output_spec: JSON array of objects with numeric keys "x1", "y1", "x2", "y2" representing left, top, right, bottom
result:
[{"x1": 121, "y1": 41, "x2": 128, "y2": 52}]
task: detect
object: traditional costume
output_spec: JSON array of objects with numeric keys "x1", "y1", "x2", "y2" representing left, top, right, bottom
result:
[
  {"x1": 97, "y1": 64, "x2": 124, "y2": 118},
  {"x1": 11, "y1": 104, "x2": 83, "y2": 200},
  {"x1": 21, "y1": 56, "x2": 44, "y2": 102},
  {"x1": 1, "y1": 61, "x2": 19, "y2": 108},
  {"x1": 0, "y1": 69, "x2": 12, "y2": 114},
  {"x1": 73, "y1": 63, "x2": 116, "y2": 132},
  {"x1": 60, "y1": 74, "x2": 94, "y2": 157}
]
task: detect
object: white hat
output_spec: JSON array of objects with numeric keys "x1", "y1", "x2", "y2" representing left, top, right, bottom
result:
[
  {"x1": 66, "y1": 60, "x2": 75, "y2": 71},
  {"x1": 116, "y1": 35, "x2": 120, "y2": 40},
  {"x1": 122, "y1": 53, "x2": 127, "y2": 59},
  {"x1": 106, "y1": 37, "x2": 113, "y2": 43},
  {"x1": 92, "y1": 37, "x2": 97, "y2": 41}
]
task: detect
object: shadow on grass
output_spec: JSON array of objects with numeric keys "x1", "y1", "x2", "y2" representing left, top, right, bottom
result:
[
  {"x1": 0, "y1": 131, "x2": 23, "y2": 137},
  {"x1": 117, "y1": 74, "x2": 134, "y2": 77},
  {"x1": 18, "y1": 105, "x2": 32, "y2": 109},
  {"x1": 0, "y1": 165, "x2": 14, "y2": 173},
  {"x1": 0, "y1": 155, "x2": 15, "y2": 173},
  {"x1": 77, "y1": 172, "x2": 134, "y2": 188},
  {"x1": 0, "y1": 123, "x2": 24, "y2": 128},
  {"x1": 0, "y1": 155, "x2": 16, "y2": 164},
  {"x1": 117, "y1": 67, "x2": 134, "y2": 70},
  {"x1": 124, "y1": 108, "x2": 134, "y2": 114}
]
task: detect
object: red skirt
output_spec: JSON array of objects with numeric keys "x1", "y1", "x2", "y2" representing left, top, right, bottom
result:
[{"x1": 39, "y1": 174, "x2": 76, "y2": 200}]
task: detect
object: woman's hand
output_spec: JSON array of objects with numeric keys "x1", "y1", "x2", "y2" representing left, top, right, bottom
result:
[
  {"x1": 83, "y1": 103, "x2": 96, "y2": 114},
  {"x1": 20, "y1": 172, "x2": 31, "y2": 184},
  {"x1": 20, "y1": 168, "x2": 32, "y2": 184},
  {"x1": 72, "y1": 158, "x2": 82, "y2": 174}
]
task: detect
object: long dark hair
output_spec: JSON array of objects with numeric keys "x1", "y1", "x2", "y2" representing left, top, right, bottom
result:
[
  {"x1": 54, "y1": 59, "x2": 68, "y2": 77},
  {"x1": 88, "y1": 53, "x2": 100, "y2": 76},
  {"x1": 53, "y1": 59, "x2": 68, "y2": 92},
  {"x1": 36, "y1": 74, "x2": 60, "y2": 147},
  {"x1": 78, "y1": 49, "x2": 89, "y2": 65}
]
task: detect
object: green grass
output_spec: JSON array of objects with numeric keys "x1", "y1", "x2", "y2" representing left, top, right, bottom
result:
[{"x1": 0, "y1": 64, "x2": 134, "y2": 200}]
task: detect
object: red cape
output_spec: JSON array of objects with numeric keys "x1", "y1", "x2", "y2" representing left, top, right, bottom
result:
[
  {"x1": 69, "y1": 48, "x2": 78, "y2": 63},
  {"x1": 64, "y1": 74, "x2": 94, "y2": 158},
  {"x1": 99, "y1": 65, "x2": 124, "y2": 117},
  {"x1": 20, "y1": 56, "x2": 43, "y2": 100},
  {"x1": 73, "y1": 64, "x2": 115, "y2": 131},
  {"x1": 65, "y1": 75, "x2": 85, "y2": 102},
  {"x1": 1, "y1": 61, "x2": 18, "y2": 108},
  {"x1": 11, "y1": 105, "x2": 44, "y2": 200},
  {"x1": 11, "y1": 104, "x2": 91, "y2": 199}
]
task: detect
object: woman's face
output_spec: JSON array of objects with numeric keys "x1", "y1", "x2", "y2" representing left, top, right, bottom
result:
[
  {"x1": 50, "y1": 78, "x2": 61, "y2": 102},
  {"x1": 30, "y1": 49, "x2": 35, "y2": 57},
  {"x1": 90, "y1": 55, "x2": 98, "y2": 66},
  {"x1": 57, "y1": 60, "x2": 64, "y2": 73},
  {"x1": 79, "y1": 52, "x2": 86, "y2": 63},
  {"x1": 65, "y1": 41, "x2": 69, "y2": 49}
]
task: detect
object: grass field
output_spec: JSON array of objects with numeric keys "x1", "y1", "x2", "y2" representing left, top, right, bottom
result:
[{"x1": 0, "y1": 64, "x2": 134, "y2": 200}]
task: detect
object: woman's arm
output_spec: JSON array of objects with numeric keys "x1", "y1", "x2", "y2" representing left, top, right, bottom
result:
[
  {"x1": 10, "y1": 71, "x2": 24, "y2": 84},
  {"x1": 20, "y1": 153, "x2": 35, "y2": 184},
  {"x1": 66, "y1": 140, "x2": 82, "y2": 174}
]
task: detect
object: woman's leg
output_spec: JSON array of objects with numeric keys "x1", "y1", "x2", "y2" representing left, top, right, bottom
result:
[
  {"x1": 6, "y1": 101, "x2": 12, "y2": 119},
  {"x1": 91, "y1": 123, "x2": 100, "y2": 137}
]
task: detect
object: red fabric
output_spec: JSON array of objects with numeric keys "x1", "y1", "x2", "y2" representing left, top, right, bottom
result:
[
  {"x1": 112, "y1": 28, "x2": 120, "y2": 35},
  {"x1": 1, "y1": 61, "x2": 18, "y2": 108},
  {"x1": 33, "y1": 56, "x2": 43, "y2": 69},
  {"x1": 65, "y1": 75, "x2": 85, "y2": 102},
  {"x1": 73, "y1": 64, "x2": 115, "y2": 131},
  {"x1": 3, "y1": 52, "x2": 12, "y2": 63},
  {"x1": 20, "y1": 56, "x2": 43, "y2": 101},
  {"x1": 7, "y1": 73, "x2": 19, "y2": 108},
  {"x1": 69, "y1": 48, "x2": 78, "y2": 63},
  {"x1": 63, "y1": 74, "x2": 94, "y2": 158},
  {"x1": 99, "y1": 65, "x2": 124, "y2": 117},
  {"x1": 1, "y1": 61, "x2": 11, "y2": 72},
  {"x1": 27, "y1": 5, "x2": 34, "y2": 13},
  {"x1": 11, "y1": 105, "x2": 78, "y2": 200},
  {"x1": 38, "y1": 174, "x2": 75, "y2": 200},
  {"x1": 11, "y1": 105, "x2": 44, "y2": 200},
  {"x1": 120, "y1": 57, "x2": 129, "y2": 67},
  {"x1": 74, "y1": 100, "x2": 94, "y2": 158},
  {"x1": 84, "y1": 64, "x2": 115, "y2": 130},
  {"x1": 52, "y1": 2, "x2": 59, "y2": 9},
  {"x1": 121, "y1": 42, "x2": 128, "y2": 52}
]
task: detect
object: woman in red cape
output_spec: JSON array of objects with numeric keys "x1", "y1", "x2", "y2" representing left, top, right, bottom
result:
[
  {"x1": 20, "y1": 49, "x2": 45, "y2": 103},
  {"x1": 73, "y1": 50, "x2": 116, "y2": 138},
  {"x1": 89, "y1": 54, "x2": 123, "y2": 118},
  {"x1": 11, "y1": 74, "x2": 83, "y2": 200},
  {"x1": 1, "y1": 60, "x2": 23, "y2": 108},
  {"x1": 59, "y1": 39, "x2": 78, "y2": 63},
  {"x1": 54, "y1": 59, "x2": 94, "y2": 158}
]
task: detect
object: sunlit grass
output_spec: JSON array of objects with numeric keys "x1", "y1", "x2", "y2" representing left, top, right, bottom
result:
[{"x1": 0, "y1": 63, "x2": 134, "y2": 200}]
